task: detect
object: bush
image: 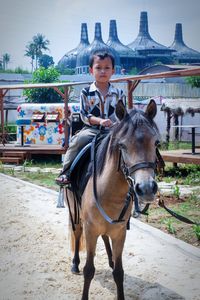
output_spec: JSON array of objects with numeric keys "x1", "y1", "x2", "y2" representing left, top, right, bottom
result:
[
  {"x1": 23, "y1": 66, "x2": 68, "y2": 103},
  {"x1": 186, "y1": 76, "x2": 200, "y2": 88},
  {"x1": 0, "y1": 68, "x2": 30, "y2": 74},
  {"x1": 0, "y1": 124, "x2": 17, "y2": 133}
]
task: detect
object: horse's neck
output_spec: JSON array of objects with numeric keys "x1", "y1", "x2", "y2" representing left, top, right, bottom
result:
[{"x1": 98, "y1": 148, "x2": 128, "y2": 200}]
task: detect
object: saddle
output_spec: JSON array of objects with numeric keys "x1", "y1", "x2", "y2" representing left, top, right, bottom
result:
[
  {"x1": 69, "y1": 142, "x2": 92, "y2": 179},
  {"x1": 57, "y1": 142, "x2": 92, "y2": 208},
  {"x1": 69, "y1": 133, "x2": 107, "y2": 200}
]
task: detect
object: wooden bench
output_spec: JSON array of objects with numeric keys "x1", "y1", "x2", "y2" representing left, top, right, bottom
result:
[
  {"x1": 0, "y1": 151, "x2": 27, "y2": 165},
  {"x1": 0, "y1": 157, "x2": 22, "y2": 165},
  {"x1": 2, "y1": 151, "x2": 27, "y2": 159},
  {"x1": 161, "y1": 150, "x2": 200, "y2": 165}
]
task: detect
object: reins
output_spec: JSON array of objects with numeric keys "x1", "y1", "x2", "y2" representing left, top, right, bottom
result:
[
  {"x1": 91, "y1": 133, "x2": 128, "y2": 224},
  {"x1": 91, "y1": 132, "x2": 157, "y2": 224},
  {"x1": 91, "y1": 132, "x2": 200, "y2": 227}
]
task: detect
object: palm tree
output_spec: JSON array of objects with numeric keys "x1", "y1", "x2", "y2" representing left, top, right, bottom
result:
[
  {"x1": 3, "y1": 53, "x2": 10, "y2": 70},
  {"x1": 25, "y1": 42, "x2": 36, "y2": 72},
  {"x1": 33, "y1": 33, "x2": 50, "y2": 69}
]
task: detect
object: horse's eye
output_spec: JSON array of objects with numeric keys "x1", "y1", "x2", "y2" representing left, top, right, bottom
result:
[{"x1": 155, "y1": 140, "x2": 161, "y2": 148}]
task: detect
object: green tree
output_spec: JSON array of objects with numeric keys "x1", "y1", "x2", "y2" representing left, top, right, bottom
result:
[
  {"x1": 23, "y1": 67, "x2": 65, "y2": 103},
  {"x1": 186, "y1": 76, "x2": 200, "y2": 88},
  {"x1": 56, "y1": 65, "x2": 75, "y2": 75},
  {"x1": 39, "y1": 54, "x2": 54, "y2": 69},
  {"x1": 25, "y1": 42, "x2": 36, "y2": 72},
  {"x1": 25, "y1": 33, "x2": 50, "y2": 71},
  {"x1": 3, "y1": 53, "x2": 10, "y2": 70},
  {"x1": 33, "y1": 33, "x2": 50, "y2": 69}
]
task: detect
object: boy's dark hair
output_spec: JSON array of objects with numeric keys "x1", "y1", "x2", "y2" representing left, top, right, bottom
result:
[{"x1": 89, "y1": 51, "x2": 115, "y2": 69}]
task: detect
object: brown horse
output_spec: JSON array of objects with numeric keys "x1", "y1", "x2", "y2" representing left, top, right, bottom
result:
[{"x1": 65, "y1": 99, "x2": 159, "y2": 300}]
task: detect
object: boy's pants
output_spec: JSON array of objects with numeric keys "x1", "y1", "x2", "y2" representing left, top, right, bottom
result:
[{"x1": 63, "y1": 126, "x2": 100, "y2": 170}]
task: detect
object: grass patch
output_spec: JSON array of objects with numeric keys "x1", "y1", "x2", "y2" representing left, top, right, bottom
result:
[
  {"x1": 140, "y1": 191, "x2": 200, "y2": 247},
  {"x1": 161, "y1": 141, "x2": 192, "y2": 150},
  {"x1": 16, "y1": 171, "x2": 59, "y2": 191},
  {"x1": 0, "y1": 161, "x2": 60, "y2": 191},
  {"x1": 22, "y1": 155, "x2": 62, "y2": 168},
  {"x1": 161, "y1": 164, "x2": 200, "y2": 186}
]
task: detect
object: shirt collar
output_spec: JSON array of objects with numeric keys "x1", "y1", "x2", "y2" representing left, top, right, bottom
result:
[{"x1": 89, "y1": 82, "x2": 118, "y2": 96}]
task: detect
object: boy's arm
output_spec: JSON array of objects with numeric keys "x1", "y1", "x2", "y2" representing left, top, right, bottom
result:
[
  {"x1": 80, "y1": 90, "x2": 113, "y2": 127},
  {"x1": 89, "y1": 116, "x2": 113, "y2": 127}
]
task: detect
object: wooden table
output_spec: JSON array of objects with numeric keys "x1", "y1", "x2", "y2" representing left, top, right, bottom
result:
[{"x1": 172, "y1": 125, "x2": 200, "y2": 155}]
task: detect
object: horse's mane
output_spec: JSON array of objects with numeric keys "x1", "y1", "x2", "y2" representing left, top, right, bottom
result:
[{"x1": 95, "y1": 108, "x2": 159, "y2": 176}]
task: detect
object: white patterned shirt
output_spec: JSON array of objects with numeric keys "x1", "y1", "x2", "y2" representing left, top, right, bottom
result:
[{"x1": 80, "y1": 82, "x2": 126, "y2": 125}]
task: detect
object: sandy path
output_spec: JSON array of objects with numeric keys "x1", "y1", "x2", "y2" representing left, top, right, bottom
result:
[{"x1": 0, "y1": 173, "x2": 200, "y2": 300}]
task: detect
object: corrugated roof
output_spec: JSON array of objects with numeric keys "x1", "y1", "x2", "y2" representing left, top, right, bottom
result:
[
  {"x1": 128, "y1": 12, "x2": 173, "y2": 55},
  {"x1": 107, "y1": 20, "x2": 139, "y2": 58},
  {"x1": 169, "y1": 24, "x2": 200, "y2": 60},
  {"x1": 76, "y1": 22, "x2": 121, "y2": 73}
]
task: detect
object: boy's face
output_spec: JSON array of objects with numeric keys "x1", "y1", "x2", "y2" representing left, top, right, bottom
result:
[{"x1": 89, "y1": 56, "x2": 115, "y2": 83}]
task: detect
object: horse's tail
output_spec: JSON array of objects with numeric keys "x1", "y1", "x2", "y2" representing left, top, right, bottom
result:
[
  {"x1": 65, "y1": 187, "x2": 86, "y2": 252},
  {"x1": 69, "y1": 222, "x2": 86, "y2": 252}
]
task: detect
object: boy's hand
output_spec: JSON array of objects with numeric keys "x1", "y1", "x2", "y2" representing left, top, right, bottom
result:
[{"x1": 100, "y1": 119, "x2": 113, "y2": 127}]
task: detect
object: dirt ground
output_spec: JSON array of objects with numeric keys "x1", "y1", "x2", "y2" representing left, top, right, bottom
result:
[{"x1": 0, "y1": 173, "x2": 200, "y2": 300}]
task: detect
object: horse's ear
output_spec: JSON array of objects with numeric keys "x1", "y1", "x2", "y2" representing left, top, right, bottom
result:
[
  {"x1": 145, "y1": 99, "x2": 157, "y2": 120},
  {"x1": 115, "y1": 100, "x2": 127, "y2": 121}
]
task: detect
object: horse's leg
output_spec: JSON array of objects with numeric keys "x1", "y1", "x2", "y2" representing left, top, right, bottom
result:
[
  {"x1": 82, "y1": 232, "x2": 98, "y2": 300},
  {"x1": 71, "y1": 223, "x2": 82, "y2": 274},
  {"x1": 111, "y1": 231, "x2": 126, "y2": 300},
  {"x1": 101, "y1": 235, "x2": 114, "y2": 269},
  {"x1": 65, "y1": 189, "x2": 83, "y2": 274}
]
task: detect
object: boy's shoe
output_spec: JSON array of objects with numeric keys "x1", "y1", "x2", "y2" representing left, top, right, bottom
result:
[{"x1": 55, "y1": 174, "x2": 71, "y2": 187}]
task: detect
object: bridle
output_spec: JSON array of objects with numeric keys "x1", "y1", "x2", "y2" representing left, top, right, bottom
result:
[
  {"x1": 118, "y1": 149, "x2": 158, "y2": 217},
  {"x1": 115, "y1": 145, "x2": 199, "y2": 226},
  {"x1": 91, "y1": 132, "x2": 160, "y2": 224}
]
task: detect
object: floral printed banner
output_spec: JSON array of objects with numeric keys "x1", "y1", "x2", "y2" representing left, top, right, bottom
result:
[{"x1": 16, "y1": 103, "x2": 80, "y2": 145}]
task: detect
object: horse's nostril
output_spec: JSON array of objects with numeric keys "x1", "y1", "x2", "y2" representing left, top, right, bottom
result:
[
  {"x1": 152, "y1": 180, "x2": 158, "y2": 195},
  {"x1": 135, "y1": 180, "x2": 158, "y2": 197},
  {"x1": 135, "y1": 183, "x2": 144, "y2": 196}
]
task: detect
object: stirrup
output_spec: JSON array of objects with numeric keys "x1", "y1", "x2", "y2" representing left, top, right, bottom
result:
[{"x1": 55, "y1": 174, "x2": 71, "y2": 187}]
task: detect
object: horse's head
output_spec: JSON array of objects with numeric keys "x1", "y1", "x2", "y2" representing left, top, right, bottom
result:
[{"x1": 114, "y1": 99, "x2": 159, "y2": 204}]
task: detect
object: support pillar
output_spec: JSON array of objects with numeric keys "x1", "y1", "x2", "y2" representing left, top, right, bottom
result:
[
  {"x1": 166, "y1": 110, "x2": 172, "y2": 149},
  {"x1": 64, "y1": 86, "x2": 70, "y2": 151},
  {"x1": 127, "y1": 80, "x2": 140, "y2": 109},
  {"x1": 0, "y1": 89, "x2": 8, "y2": 145}
]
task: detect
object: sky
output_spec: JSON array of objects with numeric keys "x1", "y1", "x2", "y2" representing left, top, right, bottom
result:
[{"x1": 0, "y1": 0, "x2": 200, "y2": 71}]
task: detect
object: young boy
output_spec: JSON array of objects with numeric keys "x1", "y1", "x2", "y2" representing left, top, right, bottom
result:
[{"x1": 56, "y1": 50, "x2": 126, "y2": 186}]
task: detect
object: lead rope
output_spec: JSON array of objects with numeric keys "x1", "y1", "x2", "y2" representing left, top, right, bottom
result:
[
  {"x1": 157, "y1": 192, "x2": 200, "y2": 225},
  {"x1": 155, "y1": 148, "x2": 199, "y2": 225}
]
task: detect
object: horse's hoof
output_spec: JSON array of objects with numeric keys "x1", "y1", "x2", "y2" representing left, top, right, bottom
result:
[{"x1": 71, "y1": 265, "x2": 80, "y2": 274}]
